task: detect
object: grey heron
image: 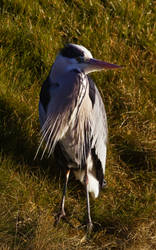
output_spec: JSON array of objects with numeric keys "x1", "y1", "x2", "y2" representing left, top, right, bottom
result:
[{"x1": 36, "y1": 44, "x2": 121, "y2": 231}]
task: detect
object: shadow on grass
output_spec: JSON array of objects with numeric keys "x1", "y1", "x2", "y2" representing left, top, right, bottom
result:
[
  {"x1": 113, "y1": 135, "x2": 155, "y2": 172},
  {"x1": 0, "y1": 95, "x2": 62, "y2": 180}
]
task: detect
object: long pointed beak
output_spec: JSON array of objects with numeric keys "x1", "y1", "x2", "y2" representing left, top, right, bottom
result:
[{"x1": 88, "y1": 58, "x2": 122, "y2": 69}]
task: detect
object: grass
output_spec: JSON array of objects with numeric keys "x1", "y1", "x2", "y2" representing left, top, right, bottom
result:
[{"x1": 0, "y1": 0, "x2": 155, "y2": 249}]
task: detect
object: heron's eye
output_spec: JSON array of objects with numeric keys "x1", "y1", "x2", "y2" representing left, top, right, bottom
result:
[{"x1": 76, "y1": 56, "x2": 84, "y2": 63}]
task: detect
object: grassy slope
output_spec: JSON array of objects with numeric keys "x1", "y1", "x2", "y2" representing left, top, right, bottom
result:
[{"x1": 0, "y1": 0, "x2": 155, "y2": 249}]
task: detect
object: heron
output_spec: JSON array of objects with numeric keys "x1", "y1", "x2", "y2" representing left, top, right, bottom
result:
[{"x1": 35, "y1": 44, "x2": 121, "y2": 231}]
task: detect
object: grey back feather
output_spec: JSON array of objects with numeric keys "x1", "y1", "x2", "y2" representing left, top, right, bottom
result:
[
  {"x1": 36, "y1": 70, "x2": 108, "y2": 176},
  {"x1": 36, "y1": 70, "x2": 89, "y2": 161}
]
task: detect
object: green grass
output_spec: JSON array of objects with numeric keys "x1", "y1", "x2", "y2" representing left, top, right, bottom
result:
[{"x1": 0, "y1": 0, "x2": 155, "y2": 249}]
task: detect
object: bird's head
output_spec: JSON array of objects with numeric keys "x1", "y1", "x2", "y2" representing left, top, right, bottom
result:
[{"x1": 53, "y1": 43, "x2": 121, "y2": 75}]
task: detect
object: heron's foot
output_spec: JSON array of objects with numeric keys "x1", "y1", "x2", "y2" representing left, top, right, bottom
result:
[
  {"x1": 87, "y1": 221, "x2": 93, "y2": 234},
  {"x1": 76, "y1": 220, "x2": 93, "y2": 233},
  {"x1": 55, "y1": 211, "x2": 66, "y2": 225}
]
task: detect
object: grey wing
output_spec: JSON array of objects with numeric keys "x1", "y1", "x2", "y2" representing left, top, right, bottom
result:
[
  {"x1": 36, "y1": 71, "x2": 87, "y2": 159},
  {"x1": 88, "y1": 77, "x2": 108, "y2": 186},
  {"x1": 39, "y1": 75, "x2": 52, "y2": 127}
]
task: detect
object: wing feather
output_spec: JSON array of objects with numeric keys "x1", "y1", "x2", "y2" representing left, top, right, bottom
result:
[
  {"x1": 88, "y1": 77, "x2": 108, "y2": 176},
  {"x1": 36, "y1": 71, "x2": 88, "y2": 160}
]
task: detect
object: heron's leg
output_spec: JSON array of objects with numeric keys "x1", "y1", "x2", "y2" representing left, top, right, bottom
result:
[
  {"x1": 57, "y1": 168, "x2": 70, "y2": 223},
  {"x1": 84, "y1": 167, "x2": 93, "y2": 233}
]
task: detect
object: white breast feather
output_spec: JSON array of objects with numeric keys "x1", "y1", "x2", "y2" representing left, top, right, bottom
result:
[{"x1": 73, "y1": 154, "x2": 99, "y2": 199}]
